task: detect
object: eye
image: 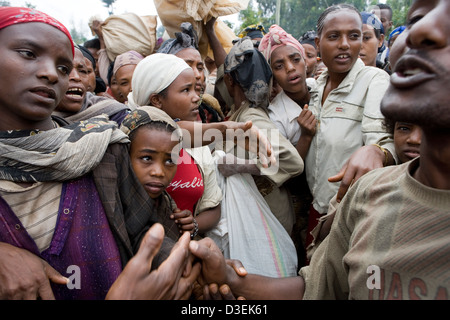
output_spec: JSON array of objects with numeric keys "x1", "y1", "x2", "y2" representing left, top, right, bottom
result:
[
  {"x1": 141, "y1": 155, "x2": 152, "y2": 162},
  {"x1": 57, "y1": 65, "x2": 71, "y2": 75},
  {"x1": 17, "y1": 49, "x2": 35, "y2": 59},
  {"x1": 349, "y1": 33, "x2": 361, "y2": 40}
]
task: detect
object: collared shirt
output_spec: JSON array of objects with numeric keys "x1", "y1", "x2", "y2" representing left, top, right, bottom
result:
[
  {"x1": 305, "y1": 59, "x2": 395, "y2": 214},
  {"x1": 268, "y1": 78, "x2": 316, "y2": 146}
]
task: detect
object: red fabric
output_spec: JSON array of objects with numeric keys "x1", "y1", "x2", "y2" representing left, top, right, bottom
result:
[
  {"x1": 0, "y1": 7, "x2": 74, "y2": 56},
  {"x1": 166, "y1": 149, "x2": 204, "y2": 213}
]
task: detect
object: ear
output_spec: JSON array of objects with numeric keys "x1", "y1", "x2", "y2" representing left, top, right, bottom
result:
[
  {"x1": 378, "y1": 34, "x2": 385, "y2": 48},
  {"x1": 149, "y1": 93, "x2": 163, "y2": 109},
  {"x1": 314, "y1": 37, "x2": 320, "y2": 54}
]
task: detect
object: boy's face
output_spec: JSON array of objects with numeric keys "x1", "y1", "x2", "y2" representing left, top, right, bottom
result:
[
  {"x1": 270, "y1": 45, "x2": 308, "y2": 97},
  {"x1": 0, "y1": 23, "x2": 73, "y2": 130},
  {"x1": 130, "y1": 127, "x2": 179, "y2": 199},
  {"x1": 394, "y1": 122, "x2": 421, "y2": 164},
  {"x1": 381, "y1": 0, "x2": 450, "y2": 130}
]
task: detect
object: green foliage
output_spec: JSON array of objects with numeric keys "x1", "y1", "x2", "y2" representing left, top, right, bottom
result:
[
  {"x1": 238, "y1": 0, "x2": 411, "y2": 39},
  {"x1": 101, "y1": 0, "x2": 116, "y2": 15}
]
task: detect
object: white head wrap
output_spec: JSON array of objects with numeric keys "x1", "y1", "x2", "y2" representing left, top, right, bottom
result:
[{"x1": 127, "y1": 53, "x2": 191, "y2": 109}]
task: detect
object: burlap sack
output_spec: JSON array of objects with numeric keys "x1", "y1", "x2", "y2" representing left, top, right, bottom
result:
[
  {"x1": 101, "y1": 13, "x2": 158, "y2": 61},
  {"x1": 154, "y1": 0, "x2": 249, "y2": 59}
]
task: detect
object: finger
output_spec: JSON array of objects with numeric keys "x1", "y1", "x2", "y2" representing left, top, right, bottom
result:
[
  {"x1": 208, "y1": 283, "x2": 222, "y2": 300},
  {"x1": 135, "y1": 223, "x2": 165, "y2": 271},
  {"x1": 226, "y1": 259, "x2": 247, "y2": 277},
  {"x1": 177, "y1": 263, "x2": 202, "y2": 300},
  {"x1": 219, "y1": 284, "x2": 236, "y2": 300},
  {"x1": 189, "y1": 239, "x2": 214, "y2": 261},
  {"x1": 44, "y1": 261, "x2": 69, "y2": 286},
  {"x1": 36, "y1": 281, "x2": 56, "y2": 300},
  {"x1": 243, "y1": 120, "x2": 253, "y2": 132}
]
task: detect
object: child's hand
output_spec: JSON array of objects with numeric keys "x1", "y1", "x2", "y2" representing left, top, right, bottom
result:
[{"x1": 171, "y1": 208, "x2": 197, "y2": 236}]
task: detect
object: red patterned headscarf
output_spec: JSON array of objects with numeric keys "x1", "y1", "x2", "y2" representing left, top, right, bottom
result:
[
  {"x1": 0, "y1": 7, "x2": 74, "y2": 56},
  {"x1": 258, "y1": 24, "x2": 305, "y2": 62}
]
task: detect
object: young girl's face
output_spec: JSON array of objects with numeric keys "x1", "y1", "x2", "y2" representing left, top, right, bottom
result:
[
  {"x1": 270, "y1": 45, "x2": 308, "y2": 97},
  {"x1": 130, "y1": 127, "x2": 180, "y2": 199},
  {"x1": 158, "y1": 68, "x2": 200, "y2": 122},
  {"x1": 0, "y1": 23, "x2": 73, "y2": 130},
  {"x1": 317, "y1": 9, "x2": 362, "y2": 75}
]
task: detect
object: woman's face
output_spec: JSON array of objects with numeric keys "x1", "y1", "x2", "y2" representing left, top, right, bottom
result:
[
  {"x1": 115, "y1": 64, "x2": 137, "y2": 102},
  {"x1": 56, "y1": 48, "x2": 88, "y2": 114},
  {"x1": 316, "y1": 9, "x2": 362, "y2": 76},
  {"x1": 0, "y1": 22, "x2": 73, "y2": 130},
  {"x1": 157, "y1": 68, "x2": 200, "y2": 122},
  {"x1": 176, "y1": 48, "x2": 205, "y2": 95},
  {"x1": 84, "y1": 57, "x2": 96, "y2": 93},
  {"x1": 270, "y1": 45, "x2": 308, "y2": 99},
  {"x1": 109, "y1": 75, "x2": 126, "y2": 103},
  {"x1": 360, "y1": 24, "x2": 384, "y2": 67},
  {"x1": 130, "y1": 127, "x2": 179, "y2": 199}
]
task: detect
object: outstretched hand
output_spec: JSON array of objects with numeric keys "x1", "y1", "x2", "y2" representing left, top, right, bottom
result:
[
  {"x1": 328, "y1": 144, "x2": 386, "y2": 203},
  {"x1": 106, "y1": 223, "x2": 200, "y2": 300}
]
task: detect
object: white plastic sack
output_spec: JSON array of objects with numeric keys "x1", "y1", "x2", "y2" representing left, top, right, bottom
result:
[{"x1": 206, "y1": 151, "x2": 298, "y2": 278}]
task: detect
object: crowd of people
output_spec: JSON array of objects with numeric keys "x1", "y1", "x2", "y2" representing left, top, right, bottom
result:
[{"x1": 0, "y1": 0, "x2": 448, "y2": 300}]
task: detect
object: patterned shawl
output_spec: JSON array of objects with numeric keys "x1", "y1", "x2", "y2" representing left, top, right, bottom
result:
[{"x1": 0, "y1": 116, "x2": 128, "y2": 183}]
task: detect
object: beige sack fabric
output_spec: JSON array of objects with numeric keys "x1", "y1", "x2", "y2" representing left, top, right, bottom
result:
[
  {"x1": 154, "y1": 0, "x2": 249, "y2": 59},
  {"x1": 102, "y1": 13, "x2": 158, "y2": 61}
]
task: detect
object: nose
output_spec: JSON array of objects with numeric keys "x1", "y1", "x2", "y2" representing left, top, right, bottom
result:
[
  {"x1": 69, "y1": 68, "x2": 82, "y2": 82},
  {"x1": 407, "y1": 3, "x2": 448, "y2": 50},
  {"x1": 406, "y1": 126, "x2": 422, "y2": 146},
  {"x1": 338, "y1": 35, "x2": 350, "y2": 50},
  {"x1": 36, "y1": 59, "x2": 59, "y2": 84},
  {"x1": 149, "y1": 163, "x2": 165, "y2": 177}
]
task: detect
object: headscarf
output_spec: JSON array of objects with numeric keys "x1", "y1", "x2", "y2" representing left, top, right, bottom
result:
[
  {"x1": 120, "y1": 106, "x2": 183, "y2": 144},
  {"x1": 258, "y1": 24, "x2": 305, "y2": 62},
  {"x1": 298, "y1": 30, "x2": 317, "y2": 49},
  {"x1": 361, "y1": 12, "x2": 385, "y2": 35},
  {"x1": 388, "y1": 25, "x2": 406, "y2": 46},
  {"x1": 113, "y1": 50, "x2": 144, "y2": 76},
  {"x1": 157, "y1": 22, "x2": 199, "y2": 55},
  {"x1": 0, "y1": 7, "x2": 74, "y2": 56},
  {"x1": 225, "y1": 37, "x2": 272, "y2": 109},
  {"x1": 238, "y1": 24, "x2": 266, "y2": 40},
  {"x1": 77, "y1": 44, "x2": 96, "y2": 71},
  {"x1": 127, "y1": 53, "x2": 191, "y2": 109}
]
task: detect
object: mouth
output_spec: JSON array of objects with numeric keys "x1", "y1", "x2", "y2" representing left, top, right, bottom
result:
[
  {"x1": 144, "y1": 182, "x2": 166, "y2": 195},
  {"x1": 403, "y1": 149, "x2": 420, "y2": 160},
  {"x1": 65, "y1": 87, "x2": 85, "y2": 101},
  {"x1": 30, "y1": 87, "x2": 56, "y2": 101},
  {"x1": 288, "y1": 74, "x2": 302, "y2": 84},
  {"x1": 390, "y1": 54, "x2": 437, "y2": 89},
  {"x1": 335, "y1": 53, "x2": 351, "y2": 63}
]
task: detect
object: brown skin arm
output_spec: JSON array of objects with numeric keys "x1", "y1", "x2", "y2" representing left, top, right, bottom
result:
[{"x1": 189, "y1": 237, "x2": 305, "y2": 300}]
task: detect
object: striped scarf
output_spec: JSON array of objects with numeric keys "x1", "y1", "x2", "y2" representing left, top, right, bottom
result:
[{"x1": 0, "y1": 115, "x2": 129, "y2": 182}]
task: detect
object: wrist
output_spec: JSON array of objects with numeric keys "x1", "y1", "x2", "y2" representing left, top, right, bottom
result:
[{"x1": 372, "y1": 143, "x2": 388, "y2": 167}]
